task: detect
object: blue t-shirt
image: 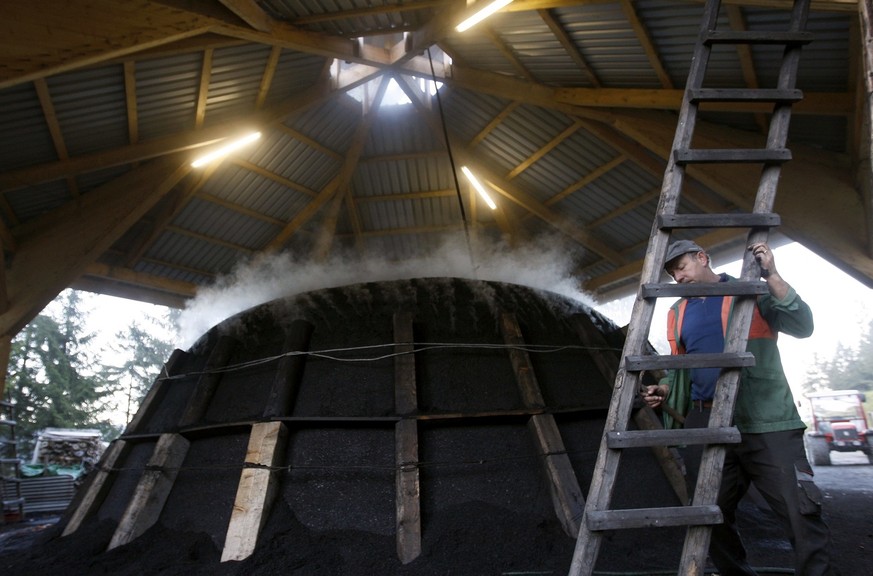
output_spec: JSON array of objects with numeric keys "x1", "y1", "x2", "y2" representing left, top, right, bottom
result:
[{"x1": 680, "y1": 278, "x2": 729, "y2": 400}]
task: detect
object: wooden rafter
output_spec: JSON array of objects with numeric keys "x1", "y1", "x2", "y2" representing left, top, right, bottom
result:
[
  {"x1": 726, "y1": 5, "x2": 769, "y2": 133},
  {"x1": 123, "y1": 61, "x2": 139, "y2": 144},
  {"x1": 619, "y1": 0, "x2": 673, "y2": 89},
  {"x1": 483, "y1": 27, "x2": 535, "y2": 82},
  {"x1": 537, "y1": 9, "x2": 601, "y2": 87},
  {"x1": 545, "y1": 155, "x2": 627, "y2": 207},
  {"x1": 507, "y1": 119, "x2": 584, "y2": 179}
]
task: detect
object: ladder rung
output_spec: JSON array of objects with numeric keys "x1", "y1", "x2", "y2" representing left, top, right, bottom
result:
[
  {"x1": 0, "y1": 401, "x2": 14, "y2": 408},
  {"x1": 641, "y1": 281, "x2": 768, "y2": 300},
  {"x1": 704, "y1": 30, "x2": 813, "y2": 46},
  {"x1": 0, "y1": 419, "x2": 16, "y2": 427},
  {"x1": 675, "y1": 148, "x2": 791, "y2": 165},
  {"x1": 690, "y1": 88, "x2": 802, "y2": 103},
  {"x1": 0, "y1": 457, "x2": 21, "y2": 464},
  {"x1": 586, "y1": 505, "x2": 723, "y2": 531},
  {"x1": 626, "y1": 352, "x2": 755, "y2": 372},
  {"x1": 658, "y1": 213, "x2": 780, "y2": 229},
  {"x1": 606, "y1": 427, "x2": 741, "y2": 449}
]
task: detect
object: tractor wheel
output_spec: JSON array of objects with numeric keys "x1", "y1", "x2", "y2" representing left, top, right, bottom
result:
[{"x1": 807, "y1": 436, "x2": 831, "y2": 466}]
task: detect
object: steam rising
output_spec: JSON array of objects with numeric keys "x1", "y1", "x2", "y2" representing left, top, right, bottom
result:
[{"x1": 177, "y1": 235, "x2": 596, "y2": 346}]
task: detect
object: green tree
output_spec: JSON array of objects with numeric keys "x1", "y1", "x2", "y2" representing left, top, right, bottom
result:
[
  {"x1": 5, "y1": 291, "x2": 117, "y2": 451},
  {"x1": 103, "y1": 309, "x2": 178, "y2": 427}
]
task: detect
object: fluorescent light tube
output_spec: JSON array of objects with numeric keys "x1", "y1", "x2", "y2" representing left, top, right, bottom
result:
[
  {"x1": 461, "y1": 166, "x2": 497, "y2": 210},
  {"x1": 456, "y1": 0, "x2": 514, "y2": 32},
  {"x1": 191, "y1": 131, "x2": 262, "y2": 168}
]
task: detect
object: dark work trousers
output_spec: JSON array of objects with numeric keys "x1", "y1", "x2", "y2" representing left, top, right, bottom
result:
[{"x1": 682, "y1": 407, "x2": 839, "y2": 576}]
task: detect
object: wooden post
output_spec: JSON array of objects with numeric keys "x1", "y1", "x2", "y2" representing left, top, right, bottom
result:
[
  {"x1": 221, "y1": 421, "x2": 288, "y2": 562},
  {"x1": 393, "y1": 312, "x2": 421, "y2": 564},
  {"x1": 262, "y1": 320, "x2": 314, "y2": 418},
  {"x1": 108, "y1": 433, "x2": 190, "y2": 550},
  {"x1": 572, "y1": 314, "x2": 689, "y2": 505},
  {"x1": 500, "y1": 312, "x2": 585, "y2": 538},
  {"x1": 178, "y1": 335, "x2": 237, "y2": 428},
  {"x1": 859, "y1": 0, "x2": 873, "y2": 257},
  {"x1": 62, "y1": 440, "x2": 131, "y2": 536}
]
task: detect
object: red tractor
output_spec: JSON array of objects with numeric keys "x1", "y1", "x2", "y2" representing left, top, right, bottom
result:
[{"x1": 805, "y1": 390, "x2": 873, "y2": 466}]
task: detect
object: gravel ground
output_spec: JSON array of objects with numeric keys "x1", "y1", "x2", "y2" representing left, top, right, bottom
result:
[{"x1": 1, "y1": 452, "x2": 870, "y2": 575}]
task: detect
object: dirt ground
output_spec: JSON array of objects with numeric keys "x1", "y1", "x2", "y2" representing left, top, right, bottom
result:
[{"x1": 1, "y1": 452, "x2": 870, "y2": 575}]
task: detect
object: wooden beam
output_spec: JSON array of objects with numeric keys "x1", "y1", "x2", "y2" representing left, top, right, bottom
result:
[
  {"x1": 263, "y1": 320, "x2": 315, "y2": 418},
  {"x1": 546, "y1": 154, "x2": 626, "y2": 207},
  {"x1": 507, "y1": 119, "x2": 583, "y2": 179},
  {"x1": 443, "y1": 65, "x2": 851, "y2": 116},
  {"x1": 80, "y1": 262, "x2": 199, "y2": 299},
  {"x1": 0, "y1": 155, "x2": 190, "y2": 338},
  {"x1": 726, "y1": 5, "x2": 769, "y2": 133},
  {"x1": 123, "y1": 61, "x2": 139, "y2": 144},
  {"x1": 620, "y1": 0, "x2": 673, "y2": 89},
  {"x1": 500, "y1": 311, "x2": 585, "y2": 538},
  {"x1": 860, "y1": 0, "x2": 873, "y2": 258},
  {"x1": 256, "y1": 46, "x2": 283, "y2": 110},
  {"x1": 178, "y1": 335, "x2": 238, "y2": 428},
  {"x1": 221, "y1": 422, "x2": 288, "y2": 562},
  {"x1": 607, "y1": 110, "x2": 873, "y2": 288},
  {"x1": 195, "y1": 49, "x2": 214, "y2": 129},
  {"x1": 312, "y1": 76, "x2": 389, "y2": 259},
  {"x1": 571, "y1": 313, "x2": 689, "y2": 505},
  {"x1": 538, "y1": 9, "x2": 601, "y2": 87},
  {"x1": 0, "y1": 1, "x2": 215, "y2": 90},
  {"x1": 108, "y1": 433, "x2": 190, "y2": 550},
  {"x1": 62, "y1": 440, "x2": 132, "y2": 536},
  {"x1": 219, "y1": 0, "x2": 275, "y2": 32}
]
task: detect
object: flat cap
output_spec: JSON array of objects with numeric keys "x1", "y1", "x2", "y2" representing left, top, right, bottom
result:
[{"x1": 665, "y1": 239, "x2": 704, "y2": 269}]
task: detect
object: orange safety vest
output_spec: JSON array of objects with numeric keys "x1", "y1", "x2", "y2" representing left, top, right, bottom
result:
[{"x1": 667, "y1": 295, "x2": 776, "y2": 356}]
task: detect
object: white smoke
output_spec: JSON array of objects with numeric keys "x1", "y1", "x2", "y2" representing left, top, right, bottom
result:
[{"x1": 177, "y1": 233, "x2": 598, "y2": 346}]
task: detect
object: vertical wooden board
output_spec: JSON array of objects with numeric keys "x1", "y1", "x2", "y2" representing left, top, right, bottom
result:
[
  {"x1": 393, "y1": 312, "x2": 417, "y2": 415},
  {"x1": 395, "y1": 419, "x2": 421, "y2": 564},
  {"x1": 263, "y1": 320, "x2": 314, "y2": 418},
  {"x1": 394, "y1": 312, "x2": 421, "y2": 563},
  {"x1": 61, "y1": 440, "x2": 130, "y2": 536},
  {"x1": 107, "y1": 433, "x2": 190, "y2": 550},
  {"x1": 500, "y1": 312, "x2": 585, "y2": 537},
  {"x1": 221, "y1": 422, "x2": 288, "y2": 562},
  {"x1": 178, "y1": 335, "x2": 237, "y2": 428}
]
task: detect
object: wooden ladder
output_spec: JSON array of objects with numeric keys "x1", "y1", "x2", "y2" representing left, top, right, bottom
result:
[{"x1": 568, "y1": 0, "x2": 811, "y2": 574}]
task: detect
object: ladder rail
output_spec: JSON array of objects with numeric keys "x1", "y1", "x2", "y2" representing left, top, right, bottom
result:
[
  {"x1": 569, "y1": 0, "x2": 811, "y2": 574},
  {"x1": 568, "y1": 2, "x2": 726, "y2": 573},
  {"x1": 680, "y1": 1, "x2": 812, "y2": 571}
]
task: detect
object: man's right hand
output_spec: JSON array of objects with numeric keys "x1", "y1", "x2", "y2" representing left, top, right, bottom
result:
[{"x1": 642, "y1": 384, "x2": 667, "y2": 408}]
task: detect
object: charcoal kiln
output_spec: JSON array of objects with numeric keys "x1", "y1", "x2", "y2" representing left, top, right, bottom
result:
[{"x1": 41, "y1": 278, "x2": 686, "y2": 575}]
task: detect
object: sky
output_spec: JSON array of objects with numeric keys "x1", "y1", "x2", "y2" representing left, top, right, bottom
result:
[{"x1": 71, "y1": 240, "x2": 873, "y2": 422}]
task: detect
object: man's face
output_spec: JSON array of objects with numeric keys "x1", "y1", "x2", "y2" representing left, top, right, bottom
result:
[{"x1": 666, "y1": 251, "x2": 708, "y2": 283}]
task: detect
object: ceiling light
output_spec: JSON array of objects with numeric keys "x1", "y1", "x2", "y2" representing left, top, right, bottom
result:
[
  {"x1": 461, "y1": 166, "x2": 497, "y2": 210},
  {"x1": 456, "y1": 0, "x2": 514, "y2": 32},
  {"x1": 191, "y1": 131, "x2": 262, "y2": 168}
]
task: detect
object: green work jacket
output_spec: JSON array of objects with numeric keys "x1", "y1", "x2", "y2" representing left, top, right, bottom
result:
[{"x1": 661, "y1": 275, "x2": 813, "y2": 434}]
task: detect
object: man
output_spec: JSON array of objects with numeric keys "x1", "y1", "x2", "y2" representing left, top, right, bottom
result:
[{"x1": 642, "y1": 239, "x2": 838, "y2": 576}]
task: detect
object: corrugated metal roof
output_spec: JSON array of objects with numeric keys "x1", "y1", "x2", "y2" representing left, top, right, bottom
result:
[
  {"x1": 48, "y1": 65, "x2": 129, "y2": 156},
  {"x1": 0, "y1": 83, "x2": 55, "y2": 171},
  {"x1": 136, "y1": 53, "x2": 202, "y2": 141},
  {"x1": 0, "y1": 0, "x2": 862, "y2": 306}
]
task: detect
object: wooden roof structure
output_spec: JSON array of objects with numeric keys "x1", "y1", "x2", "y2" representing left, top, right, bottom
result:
[{"x1": 0, "y1": 0, "x2": 870, "y2": 354}]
